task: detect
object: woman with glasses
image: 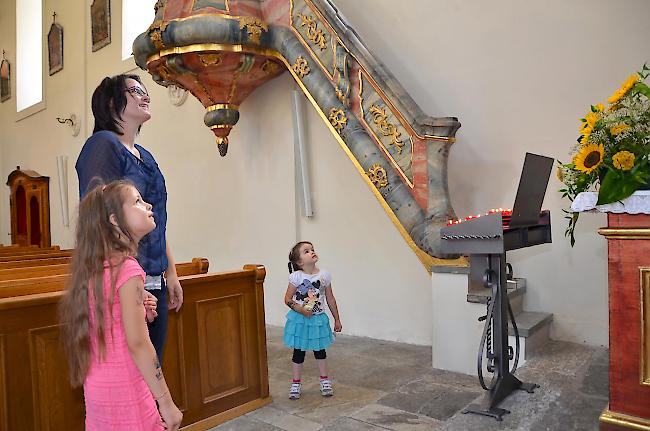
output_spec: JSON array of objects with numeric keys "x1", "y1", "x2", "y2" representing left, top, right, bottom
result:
[{"x1": 76, "y1": 74, "x2": 183, "y2": 363}]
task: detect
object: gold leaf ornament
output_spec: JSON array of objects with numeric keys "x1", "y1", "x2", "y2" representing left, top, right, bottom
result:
[
  {"x1": 298, "y1": 13, "x2": 328, "y2": 51},
  {"x1": 328, "y1": 108, "x2": 347, "y2": 133},
  {"x1": 292, "y1": 56, "x2": 310, "y2": 78},
  {"x1": 368, "y1": 164, "x2": 389, "y2": 188},
  {"x1": 238, "y1": 16, "x2": 268, "y2": 44},
  {"x1": 369, "y1": 105, "x2": 405, "y2": 154}
]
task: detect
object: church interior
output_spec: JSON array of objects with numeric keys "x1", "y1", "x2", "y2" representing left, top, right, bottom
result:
[{"x1": 0, "y1": 0, "x2": 649, "y2": 430}]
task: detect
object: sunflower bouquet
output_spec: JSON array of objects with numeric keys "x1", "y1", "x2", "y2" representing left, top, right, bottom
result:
[{"x1": 559, "y1": 64, "x2": 650, "y2": 245}]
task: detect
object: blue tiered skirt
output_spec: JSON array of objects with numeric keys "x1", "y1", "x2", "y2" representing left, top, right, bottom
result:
[{"x1": 283, "y1": 310, "x2": 334, "y2": 351}]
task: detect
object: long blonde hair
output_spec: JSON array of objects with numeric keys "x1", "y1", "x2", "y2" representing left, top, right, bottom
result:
[{"x1": 59, "y1": 180, "x2": 139, "y2": 387}]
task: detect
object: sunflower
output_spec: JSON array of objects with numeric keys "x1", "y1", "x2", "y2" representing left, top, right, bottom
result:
[
  {"x1": 579, "y1": 123, "x2": 593, "y2": 143},
  {"x1": 610, "y1": 123, "x2": 630, "y2": 136},
  {"x1": 612, "y1": 150, "x2": 635, "y2": 170},
  {"x1": 608, "y1": 73, "x2": 640, "y2": 104},
  {"x1": 573, "y1": 143, "x2": 604, "y2": 173}
]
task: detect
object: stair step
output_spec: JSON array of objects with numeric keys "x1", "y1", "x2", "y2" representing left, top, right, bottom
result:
[
  {"x1": 508, "y1": 311, "x2": 553, "y2": 337},
  {"x1": 466, "y1": 277, "x2": 527, "y2": 307}
]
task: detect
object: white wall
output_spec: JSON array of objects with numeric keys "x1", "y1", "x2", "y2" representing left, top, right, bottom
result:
[
  {"x1": 333, "y1": 0, "x2": 650, "y2": 345},
  {"x1": 1, "y1": 0, "x2": 648, "y2": 346}
]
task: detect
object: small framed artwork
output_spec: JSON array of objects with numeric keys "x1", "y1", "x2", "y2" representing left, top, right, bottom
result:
[
  {"x1": 91, "y1": 0, "x2": 111, "y2": 52},
  {"x1": 1, "y1": 53, "x2": 10, "y2": 102},
  {"x1": 48, "y1": 21, "x2": 64, "y2": 75}
]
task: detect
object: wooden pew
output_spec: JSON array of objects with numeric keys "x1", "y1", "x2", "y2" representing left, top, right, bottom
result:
[
  {"x1": 0, "y1": 245, "x2": 61, "y2": 254},
  {"x1": 0, "y1": 258, "x2": 211, "y2": 298},
  {"x1": 0, "y1": 263, "x2": 269, "y2": 431},
  {"x1": 0, "y1": 258, "x2": 208, "y2": 283},
  {"x1": 0, "y1": 264, "x2": 69, "y2": 281},
  {"x1": 0, "y1": 251, "x2": 73, "y2": 263},
  {"x1": 0, "y1": 256, "x2": 71, "y2": 269}
]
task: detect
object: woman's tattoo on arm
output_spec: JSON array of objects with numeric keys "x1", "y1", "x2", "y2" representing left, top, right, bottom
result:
[{"x1": 154, "y1": 358, "x2": 163, "y2": 380}]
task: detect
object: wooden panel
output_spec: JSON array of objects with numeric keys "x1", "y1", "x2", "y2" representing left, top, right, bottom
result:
[
  {"x1": 609, "y1": 213, "x2": 650, "y2": 229},
  {"x1": 606, "y1": 213, "x2": 650, "y2": 420},
  {"x1": 0, "y1": 263, "x2": 69, "y2": 281},
  {"x1": 0, "y1": 335, "x2": 7, "y2": 431},
  {"x1": 0, "y1": 257, "x2": 70, "y2": 270},
  {"x1": 29, "y1": 325, "x2": 84, "y2": 431},
  {"x1": 197, "y1": 295, "x2": 248, "y2": 403},
  {"x1": 0, "y1": 263, "x2": 268, "y2": 431},
  {"x1": 0, "y1": 251, "x2": 72, "y2": 263},
  {"x1": 163, "y1": 311, "x2": 188, "y2": 411}
]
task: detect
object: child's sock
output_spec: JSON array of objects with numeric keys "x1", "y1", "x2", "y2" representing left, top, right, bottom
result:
[
  {"x1": 293, "y1": 378, "x2": 301, "y2": 383},
  {"x1": 320, "y1": 376, "x2": 328, "y2": 380}
]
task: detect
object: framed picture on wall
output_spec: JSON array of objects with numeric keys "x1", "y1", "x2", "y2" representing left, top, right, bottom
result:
[
  {"x1": 91, "y1": 0, "x2": 111, "y2": 52},
  {"x1": 48, "y1": 21, "x2": 64, "y2": 75},
  {"x1": 0, "y1": 54, "x2": 10, "y2": 102}
]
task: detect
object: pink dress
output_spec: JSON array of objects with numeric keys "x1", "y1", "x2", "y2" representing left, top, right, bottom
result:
[{"x1": 84, "y1": 256, "x2": 164, "y2": 431}]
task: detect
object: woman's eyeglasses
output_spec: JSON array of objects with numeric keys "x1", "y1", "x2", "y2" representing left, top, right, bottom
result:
[{"x1": 125, "y1": 86, "x2": 149, "y2": 97}]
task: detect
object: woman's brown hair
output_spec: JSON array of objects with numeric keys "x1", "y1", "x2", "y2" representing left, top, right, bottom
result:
[{"x1": 59, "y1": 180, "x2": 140, "y2": 387}]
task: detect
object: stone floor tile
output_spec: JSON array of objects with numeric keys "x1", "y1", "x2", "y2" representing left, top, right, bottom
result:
[
  {"x1": 378, "y1": 381, "x2": 480, "y2": 420},
  {"x1": 208, "y1": 415, "x2": 284, "y2": 431},
  {"x1": 239, "y1": 326, "x2": 612, "y2": 431},
  {"x1": 528, "y1": 387, "x2": 607, "y2": 431},
  {"x1": 321, "y1": 417, "x2": 392, "y2": 430},
  {"x1": 291, "y1": 382, "x2": 387, "y2": 425},
  {"x1": 248, "y1": 405, "x2": 323, "y2": 431},
  {"x1": 579, "y1": 358, "x2": 609, "y2": 398},
  {"x1": 522, "y1": 341, "x2": 593, "y2": 377},
  {"x1": 350, "y1": 403, "x2": 442, "y2": 430}
]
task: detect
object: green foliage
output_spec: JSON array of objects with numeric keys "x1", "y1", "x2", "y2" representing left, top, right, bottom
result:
[{"x1": 558, "y1": 63, "x2": 650, "y2": 245}]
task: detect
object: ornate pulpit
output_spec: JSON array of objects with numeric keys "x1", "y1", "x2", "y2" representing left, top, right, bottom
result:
[
  {"x1": 574, "y1": 191, "x2": 650, "y2": 430},
  {"x1": 6, "y1": 167, "x2": 51, "y2": 248}
]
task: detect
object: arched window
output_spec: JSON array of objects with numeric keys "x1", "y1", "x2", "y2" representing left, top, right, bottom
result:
[
  {"x1": 16, "y1": 0, "x2": 43, "y2": 113},
  {"x1": 122, "y1": 0, "x2": 157, "y2": 60}
]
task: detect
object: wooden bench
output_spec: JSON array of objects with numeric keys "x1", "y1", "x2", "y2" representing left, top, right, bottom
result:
[
  {"x1": 0, "y1": 250, "x2": 73, "y2": 263},
  {"x1": 0, "y1": 263, "x2": 269, "y2": 431},
  {"x1": 0, "y1": 258, "x2": 210, "y2": 298},
  {"x1": 0, "y1": 256, "x2": 71, "y2": 269},
  {"x1": 0, "y1": 246, "x2": 61, "y2": 256}
]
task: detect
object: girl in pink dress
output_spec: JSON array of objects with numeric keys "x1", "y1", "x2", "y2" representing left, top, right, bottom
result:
[{"x1": 60, "y1": 180, "x2": 182, "y2": 430}]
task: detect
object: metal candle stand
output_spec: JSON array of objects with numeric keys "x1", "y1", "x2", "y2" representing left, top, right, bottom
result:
[{"x1": 440, "y1": 210, "x2": 551, "y2": 420}]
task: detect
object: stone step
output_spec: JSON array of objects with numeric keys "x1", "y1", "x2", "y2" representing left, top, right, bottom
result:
[
  {"x1": 508, "y1": 311, "x2": 553, "y2": 363},
  {"x1": 509, "y1": 311, "x2": 553, "y2": 337},
  {"x1": 466, "y1": 277, "x2": 527, "y2": 315}
]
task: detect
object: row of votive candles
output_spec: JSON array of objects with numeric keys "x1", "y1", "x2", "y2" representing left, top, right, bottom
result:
[{"x1": 446, "y1": 208, "x2": 513, "y2": 226}]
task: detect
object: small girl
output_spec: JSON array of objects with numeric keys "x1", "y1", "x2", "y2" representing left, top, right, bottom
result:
[
  {"x1": 60, "y1": 180, "x2": 182, "y2": 430},
  {"x1": 283, "y1": 241, "x2": 342, "y2": 400}
]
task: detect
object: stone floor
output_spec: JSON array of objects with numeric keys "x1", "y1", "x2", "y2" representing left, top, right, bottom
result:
[{"x1": 209, "y1": 326, "x2": 609, "y2": 431}]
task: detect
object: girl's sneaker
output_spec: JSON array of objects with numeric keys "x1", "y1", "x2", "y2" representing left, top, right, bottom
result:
[
  {"x1": 320, "y1": 378, "x2": 333, "y2": 397},
  {"x1": 289, "y1": 382, "x2": 301, "y2": 400}
]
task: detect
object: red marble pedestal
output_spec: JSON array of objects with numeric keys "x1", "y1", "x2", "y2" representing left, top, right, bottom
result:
[{"x1": 599, "y1": 213, "x2": 650, "y2": 431}]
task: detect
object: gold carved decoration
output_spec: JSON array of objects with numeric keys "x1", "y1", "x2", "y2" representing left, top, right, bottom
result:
[
  {"x1": 199, "y1": 53, "x2": 223, "y2": 66},
  {"x1": 328, "y1": 108, "x2": 347, "y2": 133},
  {"x1": 154, "y1": 0, "x2": 166, "y2": 13},
  {"x1": 238, "y1": 16, "x2": 268, "y2": 44},
  {"x1": 261, "y1": 59, "x2": 281, "y2": 75},
  {"x1": 148, "y1": 21, "x2": 169, "y2": 50},
  {"x1": 369, "y1": 105, "x2": 405, "y2": 154},
  {"x1": 150, "y1": 31, "x2": 165, "y2": 50},
  {"x1": 157, "y1": 64, "x2": 172, "y2": 82},
  {"x1": 292, "y1": 56, "x2": 310, "y2": 78},
  {"x1": 367, "y1": 164, "x2": 389, "y2": 189},
  {"x1": 642, "y1": 268, "x2": 650, "y2": 386},
  {"x1": 600, "y1": 409, "x2": 650, "y2": 431},
  {"x1": 297, "y1": 13, "x2": 328, "y2": 51}
]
